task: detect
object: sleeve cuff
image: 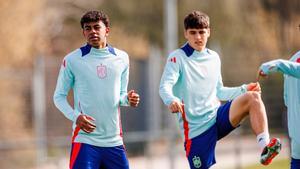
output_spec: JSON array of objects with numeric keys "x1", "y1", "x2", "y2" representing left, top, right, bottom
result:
[
  {"x1": 241, "y1": 84, "x2": 248, "y2": 93},
  {"x1": 166, "y1": 97, "x2": 181, "y2": 106},
  {"x1": 120, "y1": 94, "x2": 129, "y2": 106},
  {"x1": 71, "y1": 110, "x2": 81, "y2": 122}
]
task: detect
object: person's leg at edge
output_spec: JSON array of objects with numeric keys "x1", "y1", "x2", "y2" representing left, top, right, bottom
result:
[
  {"x1": 228, "y1": 91, "x2": 281, "y2": 165},
  {"x1": 291, "y1": 139, "x2": 300, "y2": 169},
  {"x1": 291, "y1": 158, "x2": 300, "y2": 169}
]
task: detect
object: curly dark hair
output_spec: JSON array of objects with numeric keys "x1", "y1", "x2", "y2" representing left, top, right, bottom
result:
[
  {"x1": 80, "y1": 11, "x2": 110, "y2": 28},
  {"x1": 184, "y1": 11, "x2": 209, "y2": 30}
]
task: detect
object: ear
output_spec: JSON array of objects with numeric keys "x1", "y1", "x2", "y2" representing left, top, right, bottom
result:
[
  {"x1": 184, "y1": 29, "x2": 188, "y2": 39},
  {"x1": 82, "y1": 29, "x2": 86, "y2": 37},
  {"x1": 105, "y1": 27, "x2": 110, "y2": 36}
]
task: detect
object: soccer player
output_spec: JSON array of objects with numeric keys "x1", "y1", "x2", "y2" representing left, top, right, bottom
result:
[
  {"x1": 159, "y1": 10, "x2": 281, "y2": 169},
  {"x1": 53, "y1": 10, "x2": 139, "y2": 169},
  {"x1": 258, "y1": 24, "x2": 300, "y2": 169}
]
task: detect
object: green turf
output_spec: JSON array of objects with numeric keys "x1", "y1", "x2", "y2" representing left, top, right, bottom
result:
[{"x1": 243, "y1": 159, "x2": 289, "y2": 169}]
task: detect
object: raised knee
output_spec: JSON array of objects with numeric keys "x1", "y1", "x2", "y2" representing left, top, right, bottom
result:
[{"x1": 245, "y1": 91, "x2": 261, "y2": 103}]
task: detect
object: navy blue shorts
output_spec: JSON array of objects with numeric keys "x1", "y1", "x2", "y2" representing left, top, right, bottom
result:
[
  {"x1": 186, "y1": 101, "x2": 237, "y2": 169},
  {"x1": 291, "y1": 158, "x2": 300, "y2": 169},
  {"x1": 70, "y1": 143, "x2": 129, "y2": 169}
]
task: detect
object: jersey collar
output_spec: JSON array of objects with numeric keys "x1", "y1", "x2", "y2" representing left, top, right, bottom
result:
[
  {"x1": 181, "y1": 43, "x2": 211, "y2": 57},
  {"x1": 80, "y1": 44, "x2": 117, "y2": 57},
  {"x1": 180, "y1": 43, "x2": 194, "y2": 57},
  {"x1": 80, "y1": 44, "x2": 92, "y2": 57}
]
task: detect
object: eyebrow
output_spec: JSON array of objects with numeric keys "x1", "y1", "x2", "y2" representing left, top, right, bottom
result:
[
  {"x1": 84, "y1": 23, "x2": 101, "y2": 28},
  {"x1": 189, "y1": 30, "x2": 206, "y2": 33}
]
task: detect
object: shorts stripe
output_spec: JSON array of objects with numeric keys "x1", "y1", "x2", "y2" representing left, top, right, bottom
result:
[
  {"x1": 69, "y1": 143, "x2": 82, "y2": 169},
  {"x1": 182, "y1": 103, "x2": 191, "y2": 157},
  {"x1": 71, "y1": 126, "x2": 80, "y2": 143}
]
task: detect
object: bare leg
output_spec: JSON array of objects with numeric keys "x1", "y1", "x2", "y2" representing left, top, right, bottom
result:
[
  {"x1": 229, "y1": 91, "x2": 282, "y2": 165},
  {"x1": 229, "y1": 91, "x2": 268, "y2": 135}
]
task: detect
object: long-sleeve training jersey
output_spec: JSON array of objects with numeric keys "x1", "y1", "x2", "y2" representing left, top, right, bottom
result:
[
  {"x1": 260, "y1": 50, "x2": 300, "y2": 143},
  {"x1": 53, "y1": 44, "x2": 129, "y2": 147},
  {"x1": 159, "y1": 43, "x2": 247, "y2": 140}
]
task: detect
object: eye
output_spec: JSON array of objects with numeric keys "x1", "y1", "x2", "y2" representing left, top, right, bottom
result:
[
  {"x1": 84, "y1": 27, "x2": 91, "y2": 31},
  {"x1": 94, "y1": 26, "x2": 101, "y2": 31},
  {"x1": 189, "y1": 31, "x2": 196, "y2": 35}
]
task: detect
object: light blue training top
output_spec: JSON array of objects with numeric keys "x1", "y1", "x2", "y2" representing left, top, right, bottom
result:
[
  {"x1": 260, "y1": 50, "x2": 300, "y2": 143},
  {"x1": 53, "y1": 44, "x2": 129, "y2": 147},
  {"x1": 159, "y1": 43, "x2": 247, "y2": 140}
]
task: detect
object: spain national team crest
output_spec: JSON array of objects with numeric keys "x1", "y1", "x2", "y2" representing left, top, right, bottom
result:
[
  {"x1": 97, "y1": 64, "x2": 107, "y2": 79},
  {"x1": 192, "y1": 156, "x2": 202, "y2": 168}
]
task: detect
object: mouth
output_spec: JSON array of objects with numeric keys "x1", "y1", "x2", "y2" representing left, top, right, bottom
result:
[
  {"x1": 195, "y1": 41, "x2": 203, "y2": 45},
  {"x1": 89, "y1": 36, "x2": 99, "y2": 41}
]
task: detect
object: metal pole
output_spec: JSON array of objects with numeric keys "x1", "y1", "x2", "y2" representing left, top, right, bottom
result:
[
  {"x1": 146, "y1": 45, "x2": 162, "y2": 169},
  {"x1": 164, "y1": 0, "x2": 178, "y2": 54},
  {"x1": 164, "y1": 0, "x2": 178, "y2": 168},
  {"x1": 33, "y1": 56, "x2": 47, "y2": 167},
  {"x1": 147, "y1": 45, "x2": 163, "y2": 139}
]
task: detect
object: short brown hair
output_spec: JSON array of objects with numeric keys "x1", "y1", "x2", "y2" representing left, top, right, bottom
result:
[
  {"x1": 80, "y1": 11, "x2": 110, "y2": 28},
  {"x1": 184, "y1": 11, "x2": 209, "y2": 30}
]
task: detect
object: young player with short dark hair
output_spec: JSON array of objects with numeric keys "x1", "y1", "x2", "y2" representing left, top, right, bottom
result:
[
  {"x1": 53, "y1": 10, "x2": 140, "y2": 169},
  {"x1": 159, "y1": 10, "x2": 281, "y2": 169}
]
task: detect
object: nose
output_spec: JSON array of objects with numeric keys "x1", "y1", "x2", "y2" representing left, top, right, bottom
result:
[
  {"x1": 195, "y1": 33, "x2": 202, "y2": 39},
  {"x1": 91, "y1": 28, "x2": 97, "y2": 33}
]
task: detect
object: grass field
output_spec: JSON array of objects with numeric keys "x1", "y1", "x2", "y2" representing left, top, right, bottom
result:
[{"x1": 244, "y1": 159, "x2": 289, "y2": 169}]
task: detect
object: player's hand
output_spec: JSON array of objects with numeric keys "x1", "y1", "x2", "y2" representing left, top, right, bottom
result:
[
  {"x1": 247, "y1": 82, "x2": 261, "y2": 92},
  {"x1": 168, "y1": 101, "x2": 184, "y2": 114},
  {"x1": 128, "y1": 90, "x2": 140, "y2": 107},
  {"x1": 257, "y1": 69, "x2": 268, "y2": 81},
  {"x1": 76, "y1": 114, "x2": 96, "y2": 133},
  {"x1": 257, "y1": 65, "x2": 277, "y2": 81}
]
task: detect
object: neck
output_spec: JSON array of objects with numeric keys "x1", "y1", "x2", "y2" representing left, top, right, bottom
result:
[
  {"x1": 89, "y1": 42, "x2": 107, "y2": 49},
  {"x1": 196, "y1": 47, "x2": 205, "y2": 52},
  {"x1": 99, "y1": 42, "x2": 106, "y2": 48}
]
